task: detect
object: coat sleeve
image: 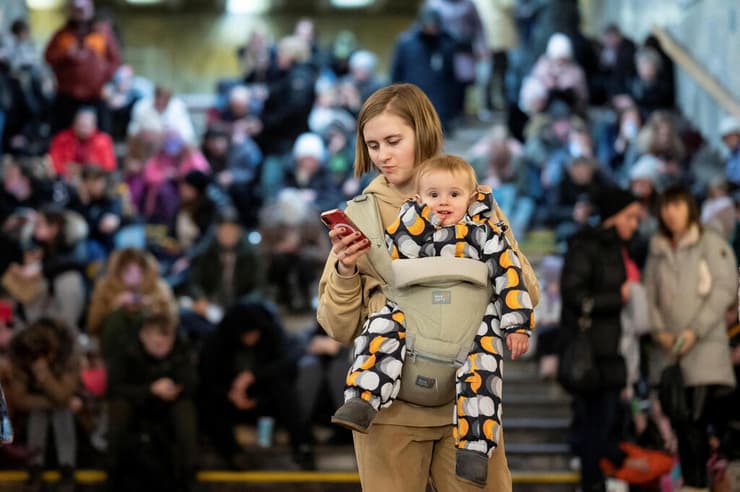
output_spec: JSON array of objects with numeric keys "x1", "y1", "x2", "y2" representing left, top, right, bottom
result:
[
  {"x1": 643, "y1": 251, "x2": 667, "y2": 334},
  {"x1": 561, "y1": 240, "x2": 622, "y2": 316},
  {"x1": 316, "y1": 253, "x2": 366, "y2": 345},
  {"x1": 689, "y1": 234, "x2": 737, "y2": 338},
  {"x1": 483, "y1": 226, "x2": 534, "y2": 335}
]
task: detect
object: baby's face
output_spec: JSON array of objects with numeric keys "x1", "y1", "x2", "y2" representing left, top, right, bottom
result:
[{"x1": 418, "y1": 171, "x2": 473, "y2": 226}]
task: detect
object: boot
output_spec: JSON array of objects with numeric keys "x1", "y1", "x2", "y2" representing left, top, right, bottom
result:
[
  {"x1": 24, "y1": 466, "x2": 43, "y2": 492},
  {"x1": 331, "y1": 398, "x2": 377, "y2": 433}
]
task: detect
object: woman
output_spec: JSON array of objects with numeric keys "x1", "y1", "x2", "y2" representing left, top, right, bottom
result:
[
  {"x1": 644, "y1": 185, "x2": 737, "y2": 491},
  {"x1": 87, "y1": 248, "x2": 177, "y2": 353},
  {"x1": 7, "y1": 318, "x2": 80, "y2": 492},
  {"x1": 558, "y1": 187, "x2": 643, "y2": 492},
  {"x1": 317, "y1": 83, "x2": 514, "y2": 491}
]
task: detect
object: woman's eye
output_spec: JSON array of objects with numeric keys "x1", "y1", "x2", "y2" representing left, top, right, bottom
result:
[
  {"x1": 388, "y1": 140, "x2": 400, "y2": 146},
  {"x1": 367, "y1": 143, "x2": 378, "y2": 151}
]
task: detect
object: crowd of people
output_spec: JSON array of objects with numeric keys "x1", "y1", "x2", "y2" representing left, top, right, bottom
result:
[{"x1": 0, "y1": 0, "x2": 738, "y2": 491}]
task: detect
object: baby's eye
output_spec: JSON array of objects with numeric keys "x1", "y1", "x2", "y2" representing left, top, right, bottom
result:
[
  {"x1": 451, "y1": 192, "x2": 459, "y2": 198},
  {"x1": 430, "y1": 192, "x2": 438, "y2": 198}
]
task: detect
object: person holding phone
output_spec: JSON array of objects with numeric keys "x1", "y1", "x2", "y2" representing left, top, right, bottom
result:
[
  {"x1": 317, "y1": 83, "x2": 516, "y2": 491},
  {"x1": 644, "y1": 185, "x2": 737, "y2": 491}
]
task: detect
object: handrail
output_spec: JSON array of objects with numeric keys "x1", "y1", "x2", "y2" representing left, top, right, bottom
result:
[{"x1": 652, "y1": 25, "x2": 740, "y2": 117}]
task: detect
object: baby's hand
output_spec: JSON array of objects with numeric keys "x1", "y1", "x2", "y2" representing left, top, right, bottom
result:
[{"x1": 506, "y1": 333, "x2": 529, "y2": 360}]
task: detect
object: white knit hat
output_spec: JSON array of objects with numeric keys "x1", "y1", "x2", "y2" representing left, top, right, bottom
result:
[
  {"x1": 629, "y1": 154, "x2": 661, "y2": 183},
  {"x1": 293, "y1": 132, "x2": 326, "y2": 161},
  {"x1": 546, "y1": 33, "x2": 573, "y2": 60},
  {"x1": 349, "y1": 50, "x2": 377, "y2": 73},
  {"x1": 719, "y1": 115, "x2": 740, "y2": 137}
]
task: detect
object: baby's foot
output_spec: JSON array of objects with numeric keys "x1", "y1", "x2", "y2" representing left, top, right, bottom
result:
[{"x1": 331, "y1": 398, "x2": 377, "y2": 434}]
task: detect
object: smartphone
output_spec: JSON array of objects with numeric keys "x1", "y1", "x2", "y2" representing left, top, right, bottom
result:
[{"x1": 320, "y1": 209, "x2": 368, "y2": 243}]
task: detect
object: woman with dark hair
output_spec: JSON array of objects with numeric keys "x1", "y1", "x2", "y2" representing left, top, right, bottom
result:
[
  {"x1": 198, "y1": 301, "x2": 313, "y2": 470},
  {"x1": 7, "y1": 318, "x2": 80, "y2": 492},
  {"x1": 644, "y1": 185, "x2": 737, "y2": 491},
  {"x1": 3, "y1": 208, "x2": 88, "y2": 332},
  {"x1": 559, "y1": 187, "x2": 643, "y2": 492}
]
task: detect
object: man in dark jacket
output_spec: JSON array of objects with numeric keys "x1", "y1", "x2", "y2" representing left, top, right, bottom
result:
[
  {"x1": 198, "y1": 302, "x2": 314, "y2": 470},
  {"x1": 106, "y1": 312, "x2": 197, "y2": 492},
  {"x1": 256, "y1": 36, "x2": 316, "y2": 157},
  {"x1": 559, "y1": 187, "x2": 642, "y2": 492},
  {"x1": 391, "y1": 8, "x2": 458, "y2": 132},
  {"x1": 187, "y1": 208, "x2": 262, "y2": 311}
]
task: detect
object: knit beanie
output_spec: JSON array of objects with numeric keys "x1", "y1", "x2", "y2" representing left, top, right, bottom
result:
[
  {"x1": 598, "y1": 187, "x2": 638, "y2": 221},
  {"x1": 293, "y1": 132, "x2": 326, "y2": 162},
  {"x1": 183, "y1": 170, "x2": 211, "y2": 193}
]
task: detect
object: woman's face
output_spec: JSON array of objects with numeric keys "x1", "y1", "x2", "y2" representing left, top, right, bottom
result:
[
  {"x1": 362, "y1": 111, "x2": 417, "y2": 192},
  {"x1": 660, "y1": 199, "x2": 690, "y2": 236},
  {"x1": 33, "y1": 215, "x2": 59, "y2": 243},
  {"x1": 120, "y1": 262, "x2": 144, "y2": 289}
]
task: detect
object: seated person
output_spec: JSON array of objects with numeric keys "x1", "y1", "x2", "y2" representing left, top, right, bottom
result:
[
  {"x1": 331, "y1": 155, "x2": 533, "y2": 487},
  {"x1": 128, "y1": 86, "x2": 195, "y2": 146},
  {"x1": 182, "y1": 207, "x2": 261, "y2": 331},
  {"x1": 106, "y1": 312, "x2": 197, "y2": 492},
  {"x1": 87, "y1": 248, "x2": 177, "y2": 354},
  {"x1": 198, "y1": 301, "x2": 314, "y2": 470},
  {"x1": 68, "y1": 165, "x2": 122, "y2": 254},
  {"x1": 7, "y1": 318, "x2": 81, "y2": 492},
  {"x1": 49, "y1": 108, "x2": 116, "y2": 179}
]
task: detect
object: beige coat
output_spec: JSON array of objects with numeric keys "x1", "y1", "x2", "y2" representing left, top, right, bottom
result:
[
  {"x1": 317, "y1": 176, "x2": 454, "y2": 427},
  {"x1": 472, "y1": 0, "x2": 518, "y2": 51},
  {"x1": 644, "y1": 225, "x2": 737, "y2": 388}
]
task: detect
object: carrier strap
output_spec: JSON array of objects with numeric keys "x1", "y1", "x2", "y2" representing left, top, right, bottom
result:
[{"x1": 344, "y1": 194, "x2": 393, "y2": 285}]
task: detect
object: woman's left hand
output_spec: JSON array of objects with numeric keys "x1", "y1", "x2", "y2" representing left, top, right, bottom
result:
[{"x1": 676, "y1": 329, "x2": 697, "y2": 356}]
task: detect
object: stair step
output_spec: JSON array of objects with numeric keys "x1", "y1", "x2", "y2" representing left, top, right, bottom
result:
[
  {"x1": 506, "y1": 443, "x2": 571, "y2": 471},
  {"x1": 503, "y1": 418, "x2": 571, "y2": 444},
  {"x1": 504, "y1": 393, "x2": 571, "y2": 418}
]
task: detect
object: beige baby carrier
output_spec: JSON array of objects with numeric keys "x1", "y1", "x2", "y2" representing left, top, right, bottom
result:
[{"x1": 346, "y1": 194, "x2": 495, "y2": 406}]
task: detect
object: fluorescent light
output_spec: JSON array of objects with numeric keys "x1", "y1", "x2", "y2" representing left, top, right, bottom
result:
[
  {"x1": 226, "y1": 0, "x2": 270, "y2": 14},
  {"x1": 331, "y1": 0, "x2": 375, "y2": 7},
  {"x1": 26, "y1": 0, "x2": 65, "y2": 9}
]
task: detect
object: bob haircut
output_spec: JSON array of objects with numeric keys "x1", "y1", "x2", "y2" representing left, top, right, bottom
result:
[
  {"x1": 657, "y1": 184, "x2": 702, "y2": 238},
  {"x1": 354, "y1": 83, "x2": 443, "y2": 178},
  {"x1": 414, "y1": 154, "x2": 478, "y2": 195}
]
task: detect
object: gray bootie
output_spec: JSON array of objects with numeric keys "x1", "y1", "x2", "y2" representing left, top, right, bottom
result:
[
  {"x1": 331, "y1": 398, "x2": 377, "y2": 433},
  {"x1": 455, "y1": 448, "x2": 488, "y2": 488}
]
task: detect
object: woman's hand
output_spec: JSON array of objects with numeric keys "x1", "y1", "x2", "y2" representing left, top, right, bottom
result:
[
  {"x1": 675, "y1": 330, "x2": 697, "y2": 356},
  {"x1": 329, "y1": 227, "x2": 370, "y2": 276},
  {"x1": 654, "y1": 331, "x2": 676, "y2": 352},
  {"x1": 507, "y1": 333, "x2": 529, "y2": 360}
]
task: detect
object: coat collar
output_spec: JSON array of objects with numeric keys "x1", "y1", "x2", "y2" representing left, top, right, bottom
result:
[{"x1": 650, "y1": 224, "x2": 701, "y2": 256}]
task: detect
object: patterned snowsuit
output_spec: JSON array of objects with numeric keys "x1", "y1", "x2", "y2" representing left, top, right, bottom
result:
[{"x1": 344, "y1": 191, "x2": 534, "y2": 465}]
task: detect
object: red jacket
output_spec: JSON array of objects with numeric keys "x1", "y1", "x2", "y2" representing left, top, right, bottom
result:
[
  {"x1": 45, "y1": 21, "x2": 121, "y2": 100},
  {"x1": 49, "y1": 129, "x2": 116, "y2": 176}
]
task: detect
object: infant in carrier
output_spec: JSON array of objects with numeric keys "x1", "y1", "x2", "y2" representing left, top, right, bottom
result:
[{"x1": 331, "y1": 154, "x2": 534, "y2": 486}]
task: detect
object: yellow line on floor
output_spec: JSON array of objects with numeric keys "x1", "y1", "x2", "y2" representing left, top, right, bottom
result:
[{"x1": 0, "y1": 470, "x2": 579, "y2": 484}]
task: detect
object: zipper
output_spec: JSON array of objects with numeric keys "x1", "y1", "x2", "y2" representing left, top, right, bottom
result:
[{"x1": 407, "y1": 349, "x2": 456, "y2": 366}]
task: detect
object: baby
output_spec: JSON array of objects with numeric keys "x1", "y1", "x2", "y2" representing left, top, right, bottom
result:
[{"x1": 332, "y1": 154, "x2": 533, "y2": 486}]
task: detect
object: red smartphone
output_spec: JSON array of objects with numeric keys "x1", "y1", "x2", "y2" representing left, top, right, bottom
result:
[{"x1": 320, "y1": 209, "x2": 368, "y2": 243}]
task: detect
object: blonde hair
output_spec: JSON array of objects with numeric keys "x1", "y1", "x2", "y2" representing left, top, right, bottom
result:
[
  {"x1": 354, "y1": 84, "x2": 443, "y2": 177},
  {"x1": 278, "y1": 35, "x2": 310, "y2": 65},
  {"x1": 415, "y1": 154, "x2": 478, "y2": 194}
]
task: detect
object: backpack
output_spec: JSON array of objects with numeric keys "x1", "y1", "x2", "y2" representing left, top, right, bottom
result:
[{"x1": 345, "y1": 193, "x2": 537, "y2": 407}]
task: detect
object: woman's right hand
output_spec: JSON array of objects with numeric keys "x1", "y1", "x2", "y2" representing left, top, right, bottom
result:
[{"x1": 329, "y1": 228, "x2": 370, "y2": 276}]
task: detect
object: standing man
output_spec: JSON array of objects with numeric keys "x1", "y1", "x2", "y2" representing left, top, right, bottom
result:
[{"x1": 45, "y1": 0, "x2": 121, "y2": 134}]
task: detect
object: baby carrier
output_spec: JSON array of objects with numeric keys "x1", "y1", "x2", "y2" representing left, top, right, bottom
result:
[{"x1": 345, "y1": 193, "x2": 532, "y2": 407}]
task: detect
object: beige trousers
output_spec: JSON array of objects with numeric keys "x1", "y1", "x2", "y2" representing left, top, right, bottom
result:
[{"x1": 353, "y1": 424, "x2": 512, "y2": 492}]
